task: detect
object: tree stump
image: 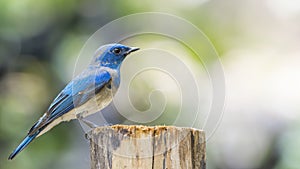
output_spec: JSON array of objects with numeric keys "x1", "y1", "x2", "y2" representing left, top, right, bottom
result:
[{"x1": 89, "y1": 125, "x2": 206, "y2": 169}]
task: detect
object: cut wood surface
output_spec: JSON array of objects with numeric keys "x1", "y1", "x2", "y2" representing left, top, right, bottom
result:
[{"x1": 89, "y1": 125, "x2": 206, "y2": 169}]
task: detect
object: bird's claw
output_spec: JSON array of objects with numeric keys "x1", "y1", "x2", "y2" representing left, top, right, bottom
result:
[{"x1": 84, "y1": 133, "x2": 91, "y2": 140}]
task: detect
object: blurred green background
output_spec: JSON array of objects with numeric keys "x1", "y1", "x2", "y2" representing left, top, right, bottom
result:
[{"x1": 1, "y1": 0, "x2": 300, "y2": 169}]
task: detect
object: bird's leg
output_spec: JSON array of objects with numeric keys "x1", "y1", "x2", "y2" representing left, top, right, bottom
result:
[{"x1": 76, "y1": 111, "x2": 98, "y2": 129}]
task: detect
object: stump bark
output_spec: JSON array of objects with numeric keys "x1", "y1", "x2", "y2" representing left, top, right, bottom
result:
[{"x1": 89, "y1": 125, "x2": 206, "y2": 169}]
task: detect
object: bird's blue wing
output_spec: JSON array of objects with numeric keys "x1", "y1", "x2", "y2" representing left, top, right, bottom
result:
[
  {"x1": 29, "y1": 69, "x2": 112, "y2": 134},
  {"x1": 9, "y1": 69, "x2": 112, "y2": 160}
]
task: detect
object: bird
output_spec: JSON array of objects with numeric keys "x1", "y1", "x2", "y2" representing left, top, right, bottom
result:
[{"x1": 8, "y1": 43, "x2": 139, "y2": 160}]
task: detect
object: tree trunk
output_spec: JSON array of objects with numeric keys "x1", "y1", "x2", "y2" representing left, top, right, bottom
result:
[{"x1": 89, "y1": 125, "x2": 206, "y2": 169}]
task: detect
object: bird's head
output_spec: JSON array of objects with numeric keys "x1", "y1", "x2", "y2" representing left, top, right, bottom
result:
[{"x1": 91, "y1": 44, "x2": 139, "y2": 69}]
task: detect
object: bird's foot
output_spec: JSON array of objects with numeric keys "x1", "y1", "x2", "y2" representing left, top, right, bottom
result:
[{"x1": 76, "y1": 111, "x2": 98, "y2": 129}]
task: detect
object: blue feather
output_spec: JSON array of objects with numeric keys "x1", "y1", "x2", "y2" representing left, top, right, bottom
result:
[{"x1": 8, "y1": 132, "x2": 39, "y2": 160}]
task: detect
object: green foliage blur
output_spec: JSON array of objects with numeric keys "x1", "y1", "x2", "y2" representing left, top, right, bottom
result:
[{"x1": 1, "y1": 0, "x2": 300, "y2": 169}]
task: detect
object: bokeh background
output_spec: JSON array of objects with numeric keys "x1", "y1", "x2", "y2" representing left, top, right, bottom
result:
[{"x1": 1, "y1": 0, "x2": 300, "y2": 169}]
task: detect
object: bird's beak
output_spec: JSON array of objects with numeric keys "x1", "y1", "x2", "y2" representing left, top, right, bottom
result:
[{"x1": 126, "y1": 47, "x2": 140, "y2": 55}]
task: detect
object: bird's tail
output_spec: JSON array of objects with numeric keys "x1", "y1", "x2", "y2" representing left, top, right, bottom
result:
[{"x1": 8, "y1": 132, "x2": 39, "y2": 160}]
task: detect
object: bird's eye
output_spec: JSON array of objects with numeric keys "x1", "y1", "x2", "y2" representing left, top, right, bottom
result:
[{"x1": 112, "y1": 48, "x2": 122, "y2": 55}]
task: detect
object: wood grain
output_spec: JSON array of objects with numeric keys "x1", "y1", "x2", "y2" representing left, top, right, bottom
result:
[{"x1": 89, "y1": 125, "x2": 206, "y2": 169}]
